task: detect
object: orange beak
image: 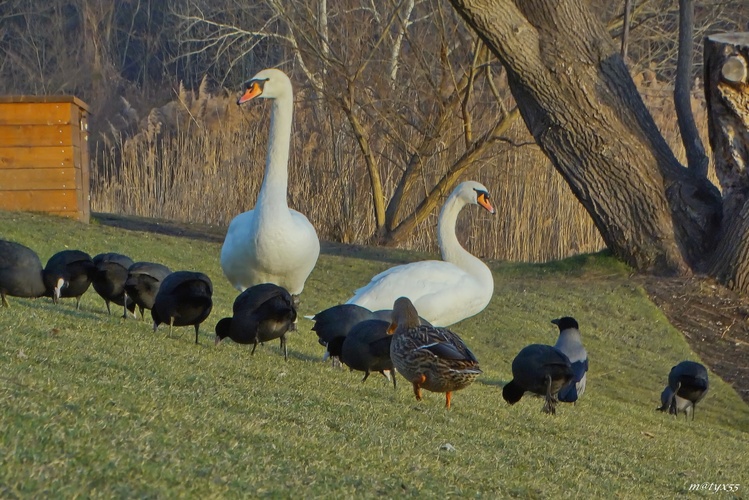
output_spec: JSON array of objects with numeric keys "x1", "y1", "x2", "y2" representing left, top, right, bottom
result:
[
  {"x1": 477, "y1": 193, "x2": 496, "y2": 214},
  {"x1": 237, "y1": 82, "x2": 262, "y2": 104},
  {"x1": 387, "y1": 322, "x2": 397, "y2": 334}
]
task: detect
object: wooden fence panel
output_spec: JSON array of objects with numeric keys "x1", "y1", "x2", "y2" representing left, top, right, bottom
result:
[
  {"x1": 0, "y1": 96, "x2": 90, "y2": 223},
  {"x1": 0, "y1": 146, "x2": 76, "y2": 169},
  {"x1": 0, "y1": 168, "x2": 80, "y2": 191},
  {"x1": 0, "y1": 102, "x2": 76, "y2": 126}
]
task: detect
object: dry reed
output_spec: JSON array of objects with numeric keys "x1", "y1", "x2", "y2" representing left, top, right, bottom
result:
[{"x1": 91, "y1": 74, "x2": 708, "y2": 263}]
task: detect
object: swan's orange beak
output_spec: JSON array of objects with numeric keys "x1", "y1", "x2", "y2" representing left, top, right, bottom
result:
[
  {"x1": 477, "y1": 193, "x2": 496, "y2": 214},
  {"x1": 238, "y1": 82, "x2": 262, "y2": 104}
]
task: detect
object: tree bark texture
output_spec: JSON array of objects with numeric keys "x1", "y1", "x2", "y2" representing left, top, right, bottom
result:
[
  {"x1": 675, "y1": 0, "x2": 709, "y2": 176},
  {"x1": 448, "y1": 0, "x2": 722, "y2": 275},
  {"x1": 705, "y1": 33, "x2": 749, "y2": 291}
]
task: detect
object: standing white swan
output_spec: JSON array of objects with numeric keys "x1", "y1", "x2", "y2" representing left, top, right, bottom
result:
[
  {"x1": 346, "y1": 181, "x2": 495, "y2": 326},
  {"x1": 220, "y1": 68, "x2": 320, "y2": 297}
]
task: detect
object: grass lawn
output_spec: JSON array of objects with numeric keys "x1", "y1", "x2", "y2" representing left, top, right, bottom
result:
[{"x1": 1, "y1": 210, "x2": 747, "y2": 498}]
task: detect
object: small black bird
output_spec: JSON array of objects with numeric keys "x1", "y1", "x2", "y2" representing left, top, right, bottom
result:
[
  {"x1": 123, "y1": 262, "x2": 172, "y2": 320},
  {"x1": 0, "y1": 240, "x2": 47, "y2": 307},
  {"x1": 330, "y1": 318, "x2": 396, "y2": 389},
  {"x1": 43, "y1": 250, "x2": 96, "y2": 309},
  {"x1": 152, "y1": 271, "x2": 213, "y2": 344},
  {"x1": 657, "y1": 360, "x2": 709, "y2": 420},
  {"x1": 503, "y1": 344, "x2": 574, "y2": 414},
  {"x1": 657, "y1": 386, "x2": 694, "y2": 418},
  {"x1": 310, "y1": 304, "x2": 391, "y2": 363},
  {"x1": 92, "y1": 252, "x2": 135, "y2": 316},
  {"x1": 215, "y1": 283, "x2": 297, "y2": 360}
]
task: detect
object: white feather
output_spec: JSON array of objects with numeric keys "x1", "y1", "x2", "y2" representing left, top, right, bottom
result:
[
  {"x1": 346, "y1": 181, "x2": 494, "y2": 326},
  {"x1": 220, "y1": 69, "x2": 320, "y2": 295}
]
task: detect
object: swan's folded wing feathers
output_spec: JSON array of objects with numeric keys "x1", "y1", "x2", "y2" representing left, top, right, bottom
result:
[{"x1": 348, "y1": 261, "x2": 471, "y2": 311}]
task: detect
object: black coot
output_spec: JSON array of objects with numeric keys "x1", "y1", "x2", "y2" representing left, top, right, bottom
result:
[
  {"x1": 215, "y1": 283, "x2": 297, "y2": 360},
  {"x1": 43, "y1": 250, "x2": 96, "y2": 309},
  {"x1": 92, "y1": 252, "x2": 135, "y2": 316},
  {"x1": 152, "y1": 271, "x2": 213, "y2": 344},
  {"x1": 0, "y1": 240, "x2": 47, "y2": 307},
  {"x1": 123, "y1": 262, "x2": 172, "y2": 320}
]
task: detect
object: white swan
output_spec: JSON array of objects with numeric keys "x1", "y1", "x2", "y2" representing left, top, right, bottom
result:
[
  {"x1": 346, "y1": 181, "x2": 495, "y2": 326},
  {"x1": 220, "y1": 68, "x2": 320, "y2": 296}
]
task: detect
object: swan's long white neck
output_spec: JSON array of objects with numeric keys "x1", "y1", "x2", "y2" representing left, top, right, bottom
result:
[
  {"x1": 257, "y1": 93, "x2": 293, "y2": 212},
  {"x1": 438, "y1": 191, "x2": 493, "y2": 289}
]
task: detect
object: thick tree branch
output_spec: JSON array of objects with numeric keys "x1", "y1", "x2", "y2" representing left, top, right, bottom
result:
[
  {"x1": 448, "y1": 0, "x2": 722, "y2": 274},
  {"x1": 675, "y1": 0, "x2": 709, "y2": 176}
]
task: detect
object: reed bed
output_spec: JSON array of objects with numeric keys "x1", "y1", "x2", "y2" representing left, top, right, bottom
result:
[{"x1": 91, "y1": 77, "x2": 708, "y2": 263}]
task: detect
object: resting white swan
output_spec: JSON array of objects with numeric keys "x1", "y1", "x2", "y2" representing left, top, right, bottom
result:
[
  {"x1": 220, "y1": 68, "x2": 320, "y2": 296},
  {"x1": 346, "y1": 181, "x2": 495, "y2": 326}
]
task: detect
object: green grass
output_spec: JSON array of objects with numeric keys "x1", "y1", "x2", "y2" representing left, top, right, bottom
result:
[{"x1": 1, "y1": 210, "x2": 747, "y2": 498}]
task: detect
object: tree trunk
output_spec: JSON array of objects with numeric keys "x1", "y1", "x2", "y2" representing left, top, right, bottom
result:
[
  {"x1": 447, "y1": 0, "x2": 722, "y2": 275},
  {"x1": 674, "y1": 0, "x2": 709, "y2": 176},
  {"x1": 620, "y1": 0, "x2": 633, "y2": 59},
  {"x1": 705, "y1": 33, "x2": 749, "y2": 292}
]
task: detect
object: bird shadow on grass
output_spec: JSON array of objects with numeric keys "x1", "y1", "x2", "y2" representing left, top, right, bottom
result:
[
  {"x1": 18, "y1": 299, "x2": 103, "y2": 322},
  {"x1": 286, "y1": 350, "x2": 325, "y2": 363},
  {"x1": 153, "y1": 330, "x2": 217, "y2": 348},
  {"x1": 475, "y1": 377, "x2": 510, "y2": 388},
  {"x1": 211, "y1": 341, "x2": 321, "y2": 363}
]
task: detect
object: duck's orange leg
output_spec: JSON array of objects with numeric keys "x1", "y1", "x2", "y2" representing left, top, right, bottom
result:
[
  {"x1": 412, "y1": 374, "x2": 426, "y2": 401},
  {"x1": 445, "y1": 391, "x2": 452, "y2": 409}
]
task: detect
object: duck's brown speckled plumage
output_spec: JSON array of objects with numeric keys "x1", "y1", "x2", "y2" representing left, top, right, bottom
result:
[{"x1": 389, "y1": 297, "x2": 481, "y2": 409}]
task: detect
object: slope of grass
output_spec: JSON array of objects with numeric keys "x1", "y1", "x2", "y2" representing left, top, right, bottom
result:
[{"x1": 1, "y1": 210, "x2": 747, "y2": 498}]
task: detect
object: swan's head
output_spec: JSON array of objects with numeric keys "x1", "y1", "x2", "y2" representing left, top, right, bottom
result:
[
  {"x1": 238, "y1": 68, "x2": 293, "y2": 104},
  {"x1": 456, "y1": 181, "x2": 495, "y2": 214}
]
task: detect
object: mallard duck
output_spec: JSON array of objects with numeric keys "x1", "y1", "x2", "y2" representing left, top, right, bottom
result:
[{"x1": 388, "y1": 297, "x2": 482, "y2": 409}]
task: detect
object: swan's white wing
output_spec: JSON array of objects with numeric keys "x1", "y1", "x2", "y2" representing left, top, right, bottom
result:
[
  {"x1": 283, "y1": 209, "x2": 320, "y2": 292},
  {"x1": 346, "y1": 260, "x2": 486, "y2": 326},
  {"x1": 220, "y1": 210, "x2": 258, "y2": 291},
  {"x1": 220, "y1": 208, "x2": 319, "y2": 294}
]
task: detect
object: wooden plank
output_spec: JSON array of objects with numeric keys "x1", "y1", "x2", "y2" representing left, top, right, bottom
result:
[
  {"x1": 0, "y1": 146, "x2": 76, "y2": 169},
  {"x1": 0, "y1": 168, "x2": 80, "y2": 191},
  {"x1": 0, "y1": 189, "x2": 81, "y2": 212},
  {"x1": 0, "y1": 124, "x2": 79, "y2": 147},
  {"x1": 0, "y1": 102, "x2": 77, "y2": 126},
  {"x1": 0, "y1": 95, "x2": 89, "y2": 112}
]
